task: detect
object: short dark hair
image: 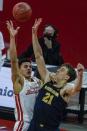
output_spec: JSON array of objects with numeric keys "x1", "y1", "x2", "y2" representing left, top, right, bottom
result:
[
  {"x1": 61, "y1": 63, "x2": 77, "y2": 82},
  {"x1": 44, "y1": 24, "x2": 59, "y2": 38},
  {"x1": 18, "y1": 57, "x2": 31, "y2": 68}
]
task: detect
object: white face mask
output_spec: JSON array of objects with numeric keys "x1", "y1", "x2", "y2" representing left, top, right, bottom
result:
[{"x1": 43, "y1": 26, "x2": 55, "y2": 37}]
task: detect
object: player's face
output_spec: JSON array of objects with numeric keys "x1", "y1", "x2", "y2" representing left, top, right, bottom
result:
[
  {"x1": 56, "y1": 66, "x2": 70, "y2": 82},
  {"x1": 20, "y1": 62, "x2": 32, "y2": 78}
]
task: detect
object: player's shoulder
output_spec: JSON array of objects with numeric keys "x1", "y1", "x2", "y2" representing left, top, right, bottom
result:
[
  {"x1": 32, "y1": 76, "x2": 39, "y2": 82},
  {"x1": 64, "y1": 83, "x2": 74, "y2": 91},
  {"x1": 43, "y1": 71, "x2": 53, "y2": 83},
  {"x1": 32, "y1": 76, "x2": 41, "y2": 85}
]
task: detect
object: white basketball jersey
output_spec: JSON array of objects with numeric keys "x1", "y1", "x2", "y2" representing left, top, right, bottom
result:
[{"x1": 14, "y1": 77, "x2": 40, "y2": 123}]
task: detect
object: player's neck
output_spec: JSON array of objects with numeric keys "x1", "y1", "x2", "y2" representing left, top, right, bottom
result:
[
  {"x1": 26, "y1": 77, "x2": 34, "y2": 82},
  {"x1": 54, "y1": 80, "x2": 66, "y2": 89}
]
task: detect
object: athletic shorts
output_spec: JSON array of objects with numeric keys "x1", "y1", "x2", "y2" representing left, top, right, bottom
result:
[
  {"x1": 27, "y1": 121, "x2": 60, "y2": 131},
  {"x1": 13, "y1": 121, "x2": 30, "y2": 131}
]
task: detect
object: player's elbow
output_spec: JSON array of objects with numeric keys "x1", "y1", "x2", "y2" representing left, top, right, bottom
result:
[
  {"x1": 35, "y1": 52, "x2": 43, "y2": 59},
  {"x1": 76, "y1": 86, "x2": 81, "y2": 92}
]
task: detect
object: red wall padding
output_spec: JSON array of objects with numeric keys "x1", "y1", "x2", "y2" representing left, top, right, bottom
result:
[{"x1": 0, "y1": 0, "x2": 87, "y2": 67}]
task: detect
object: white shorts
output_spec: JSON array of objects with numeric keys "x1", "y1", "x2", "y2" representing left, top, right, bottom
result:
[{"x1": 13, "y1": 121, "x2": 30, "y2": 131}]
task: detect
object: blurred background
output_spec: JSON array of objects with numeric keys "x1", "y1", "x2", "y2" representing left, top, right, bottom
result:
[{"x1": 0, "y1": 0, "x2": 87, "y2": 67}]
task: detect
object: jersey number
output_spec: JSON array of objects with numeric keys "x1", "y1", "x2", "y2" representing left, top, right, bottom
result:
[{"x1": 42, "y1": 92, "x2": 54, "y2": 105}]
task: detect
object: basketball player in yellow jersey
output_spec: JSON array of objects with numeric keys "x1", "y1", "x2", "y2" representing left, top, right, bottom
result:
[{"x1": 28, "y1": 18, "x2": 84, "y2": 131}]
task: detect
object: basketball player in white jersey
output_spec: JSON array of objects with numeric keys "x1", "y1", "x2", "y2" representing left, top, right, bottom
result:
[
  {"x1": 6, "y1": 21, "x2": 41, "y2": 131},
  {"x1": 0, "y1": 31, "x2": 5, "y2": 70}
]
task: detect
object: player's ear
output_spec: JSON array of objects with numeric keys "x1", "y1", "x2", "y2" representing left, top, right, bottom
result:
[{"x1": 65, "y1": 75, "x2": 70, "y2": 81}]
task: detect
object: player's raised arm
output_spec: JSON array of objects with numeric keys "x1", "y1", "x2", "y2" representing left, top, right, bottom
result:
[
  {"x1": 66, "y1": 63, "x2": 84, "y2": 95},
  {"x1": 32, "y1": 18, "x2": 50, "y2": 82},
  {"x1": 6, "y1": 20, "x2": 20, "y2": 83}
]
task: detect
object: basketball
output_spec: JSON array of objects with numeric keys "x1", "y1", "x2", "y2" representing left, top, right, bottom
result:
[{"x1": 12, "y1": 2, "x2": 32, "y2": 22}]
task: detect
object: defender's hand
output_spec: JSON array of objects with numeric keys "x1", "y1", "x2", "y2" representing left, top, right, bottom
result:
[
  {"x1": 32, "y1": 18, "x2": 42, "y2": 34},
  {"x1": 6, "y1": 20, "x2": 20, "y2": 37},
  {"x1": 77, "y1": 63, "x2": 84, "y2": 72},
  {"x1": 77, "y1": 63, "x2": 84, "y2": 76}
]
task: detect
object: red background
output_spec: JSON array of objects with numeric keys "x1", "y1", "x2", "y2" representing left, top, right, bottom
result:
[{"x1": 0, "y1": 0, "x2": 87, "y2": 67}]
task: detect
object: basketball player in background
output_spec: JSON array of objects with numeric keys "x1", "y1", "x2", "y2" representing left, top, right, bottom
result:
[
  {"x1": 28, "y1": 18, "x2": 84, "y2": 131},
  {"x1": 0, "y1": 31, "x2": 5, "y2": 70},
  {"x1": 6, "y1": 20, "x2": 41, "y2": 131}
]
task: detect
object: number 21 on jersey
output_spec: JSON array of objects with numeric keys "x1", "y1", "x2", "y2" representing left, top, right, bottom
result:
[{"x1": 42, "y1": 92, "x2": 54, "y2": 105}]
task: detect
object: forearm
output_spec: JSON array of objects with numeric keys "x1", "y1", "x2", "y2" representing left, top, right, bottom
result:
[
  {"x1": 10, "y1": 36, "x2": 17, "y2": 62},
  {"x1": 74, "y1": 70, "x2": 83, "y2": 91},
  {"x1": 32, "y1": 18, "x2": 49, "y2": 82},
  {"x1": 32, "y1": 32, "x2": 43, "y2": 58}
]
